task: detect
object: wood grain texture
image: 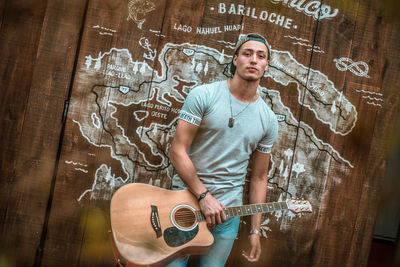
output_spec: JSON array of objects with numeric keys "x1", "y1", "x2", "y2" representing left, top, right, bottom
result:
[
  {"x1": 0, "y1": 0, "x2": 398, "y2": 266},
  {"x1": 0, "y1": 0, "x2": 88, "y2": 266}
]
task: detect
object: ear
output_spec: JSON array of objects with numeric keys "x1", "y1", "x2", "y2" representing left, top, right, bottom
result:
[{"x1": 233, "y1": 54, "x2": 238, "y2": 66}]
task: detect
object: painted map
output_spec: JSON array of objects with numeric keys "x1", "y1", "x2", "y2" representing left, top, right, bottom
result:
[{"x1": 70, "y1": 38, "x2": 357, "y2": 234}]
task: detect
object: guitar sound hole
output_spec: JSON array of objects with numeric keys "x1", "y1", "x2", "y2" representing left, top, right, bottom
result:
[{"x1": 174, "y1": 207, "x2": 196, "y2": 228}]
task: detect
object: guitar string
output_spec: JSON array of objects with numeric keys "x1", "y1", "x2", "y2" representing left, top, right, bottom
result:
[{"x1": 174, "y1": 203, "x2": 288, "y2": 223}]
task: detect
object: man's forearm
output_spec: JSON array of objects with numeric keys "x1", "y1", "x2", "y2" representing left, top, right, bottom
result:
[{"x1": 249, "y1": 176, "x2": 268, "y2": 231}]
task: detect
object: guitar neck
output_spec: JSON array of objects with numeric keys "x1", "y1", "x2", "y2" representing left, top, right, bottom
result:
[{"x1": 195, "y1": 201, "x2": 288, "y2": 221}]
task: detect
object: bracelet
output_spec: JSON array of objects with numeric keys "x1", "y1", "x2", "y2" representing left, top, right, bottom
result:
[
  {"x1": 197, "y1": 190, "x2": 209, "y2": 201},
  {"x1": 249, "y1": 229, "x2": 261, "y2": 236}
]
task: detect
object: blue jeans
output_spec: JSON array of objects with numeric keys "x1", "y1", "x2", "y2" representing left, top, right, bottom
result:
[{"x1": 165, "y1": 217, "x2": 240, "y2": 267}]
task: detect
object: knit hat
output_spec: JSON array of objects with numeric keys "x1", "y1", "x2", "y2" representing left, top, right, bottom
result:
[{"x1": 229, "y1": 33, "x2": 271, "y2": 76}]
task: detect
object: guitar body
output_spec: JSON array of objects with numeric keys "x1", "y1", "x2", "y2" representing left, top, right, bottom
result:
[{"x1": 110, "y1": 183, "x2": 214, "y2": 266}]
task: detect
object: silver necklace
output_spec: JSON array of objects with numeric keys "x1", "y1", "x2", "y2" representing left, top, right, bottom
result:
[{"x1": 228, "y1": 84, "x2": 258, "y2": 128}]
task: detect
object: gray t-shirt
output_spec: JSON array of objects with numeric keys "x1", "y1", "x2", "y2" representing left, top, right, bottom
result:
[{"x1": 172, "y1": 80, "x2": 278, "y2": 206}]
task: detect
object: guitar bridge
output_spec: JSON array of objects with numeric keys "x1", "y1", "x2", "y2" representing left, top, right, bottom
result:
[{"x1": 150, "y1": 205, "x2": 162, "y2": 238}]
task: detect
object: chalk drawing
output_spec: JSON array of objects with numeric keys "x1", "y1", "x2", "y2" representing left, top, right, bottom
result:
[
  {"x1": 217, "y1": 40, "x2": 236, "y2": 50},
  {"x1": 78, "y1": 164, "x2": 127, "y2": 201},
  {"x1": 92, "y1": 25, "x2": 117, "y2": 36},
  {"x1": 267, "y1": 49, "x2": 358, "y2": 136},
  {"x1": 139, "y1": 37, "x2": 157, "y2": 61},
  {"x1": 126, "y1": 0, "x2": 156, "y2": 29},
  {"x1": 290, "y1": 39, "x2": 325, "y2": 53},
  {"x1": 362, "y1": 95, "x2": 383, "y2": 102},
  {"x1": 75, "y1": 168, "x2": 88, "y2": 173},
  {"x1": 260, "y1": 217, "x2": 272, "y2": 238},
  {"x1": 65, "y1": 161, "x2": 88, "y2": 167},
  {"x1": 270, "y1": 0, "x2": 339, "y2": 20},
  {"x1": 334, "y1": 57, "x2": 370, "y2": 78},
  {"x1": 284, "y1": 35, "x2": 309, "y2": 42},
  {"x1": 73, "y1": 37, "x2": 359, "y2": 230},
  {"x1": 366, "y1": 102, "x2": 382, "y2": 107},
  {"x1": 91, "y1": 113, "x2": 101, "y2": 128},
  {"x1": 356, "y1": 89, "x2": 382, "y2": 96},
  {"x1": 292, "y1": 162, "x2": 306, "y2": 178}
]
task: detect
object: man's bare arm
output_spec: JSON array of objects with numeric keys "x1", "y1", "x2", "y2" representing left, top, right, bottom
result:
[
  {"x1": 169, "y1": 119, "x2": 226, "y2": 228},
  {"x1": 242, "y1": 151, "x2": 271, "y2": 262}
]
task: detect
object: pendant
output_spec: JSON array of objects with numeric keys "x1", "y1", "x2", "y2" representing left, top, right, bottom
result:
[{"x1": 228, "y1": 117, "x2": 234, "y2": 128}]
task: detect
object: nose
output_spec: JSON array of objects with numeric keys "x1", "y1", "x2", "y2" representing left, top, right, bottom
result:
[{"x1": 250, "y1": 53, "x2": 258, "y2": 63}]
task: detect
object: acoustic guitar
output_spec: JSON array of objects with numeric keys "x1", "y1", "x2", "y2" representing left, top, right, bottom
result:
[{"x1": 110, "y1": 183, "x2": 312, "y2": 266}]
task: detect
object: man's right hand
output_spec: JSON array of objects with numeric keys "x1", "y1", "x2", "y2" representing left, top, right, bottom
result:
[{"x1": 199, "y1": 193, "x2": 226, "y2": 228}]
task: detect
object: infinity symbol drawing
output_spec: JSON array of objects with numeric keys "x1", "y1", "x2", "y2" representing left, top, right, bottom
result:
[{"x1": 334, "y1": 57, "x2": 370, "y2": 78}]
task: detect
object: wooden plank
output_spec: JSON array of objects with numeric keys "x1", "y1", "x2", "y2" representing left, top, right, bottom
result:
[
  {"x1": 0, "y1": 0, "x2": 49, "y2": 265},
  {"x1": 347, "y1": 15, "x2": 400, "y2": 267},
  {"x1": 40, "y1": 0, "x2": 171, "y2": 265},
  {"x1": 0, "y1": 0, "x2": 88, "y2": 266},
  {"x1": 223, "y1": 0, "x2": 323, "y2": 266},
  {"x1": 0, "y1": 0, "x2": 6, "y2": 30},
  {"x1": 7, "y1": 0, "x2": 395, "y2": 267},
  {"x1": 290, "y1": 0, "x2": 396, "y2": 266}
]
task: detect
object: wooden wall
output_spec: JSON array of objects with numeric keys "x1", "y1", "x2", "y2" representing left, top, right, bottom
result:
[{"x1": 0, "y1": 0, "x2": 399, "y2": 266}]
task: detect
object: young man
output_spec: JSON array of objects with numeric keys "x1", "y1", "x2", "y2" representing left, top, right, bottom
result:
[{"x1": 167, "y1": 33, "x2": 278, "y2": 266}]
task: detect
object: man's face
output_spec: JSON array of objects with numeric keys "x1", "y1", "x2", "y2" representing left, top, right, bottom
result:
[{"x1": 233, "y1": 40, "x2": 269, "y2": 81}]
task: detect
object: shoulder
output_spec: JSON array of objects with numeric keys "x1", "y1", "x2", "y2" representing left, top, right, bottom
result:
[
  {"x1": 186, "y1": 80, "x2": 226, "y2": 103},
  {"x1": 190, "y1": 80, "x2": 226, "y2": 94},
  {"x1": 257, "y1": 98, "x2": 277, "y2": 122}
]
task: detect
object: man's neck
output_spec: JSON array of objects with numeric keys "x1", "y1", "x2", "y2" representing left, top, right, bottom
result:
[{"x1": 228, "y1": 76, "x2": 260, "y2": 103}]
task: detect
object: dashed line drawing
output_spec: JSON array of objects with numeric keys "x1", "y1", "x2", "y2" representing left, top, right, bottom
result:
[
  {"x1": 217, "y1": 40, "x2": 235, "y2": 49},
  {"x1": 75, "y1": 168, "x2": 88, "y2": 173},
  {"x1": 366, "y1": 102, "x2": 382, "y2": 107},
  {"x1": 92, "y1": 25, "x2": 117, "y2": 36},
  {"x1": 217, "y1": 40, "x2": 236, "y2": 46},
  {"x1": 284, "y1": 35, "x2": 309, "y2": 42},
  {"x1": 65, "y1": 161, "x2": 88, "y2": 167},
  {"x1": 306, "y1": 47, "x2": 325, "y2": 53},
  {"x1": 356, "y1": 89, "x2": 382, "y2": 96},
  {"x1": 362, "y1": 95, "x2": 383, "y2": 102},
  {"x1": 149, "y1": 29, "x2": 166, "y2": 37},
  {"x1": 334, "y1": 57, "x2": 370, "y2": 78},
  {"x1": 291, "y1": 41, "x2": 325, "y2": 53}
]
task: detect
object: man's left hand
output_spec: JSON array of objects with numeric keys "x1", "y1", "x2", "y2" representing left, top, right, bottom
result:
[{"x1": 242, "y1": 233, "x2": 261, "y2": 262}]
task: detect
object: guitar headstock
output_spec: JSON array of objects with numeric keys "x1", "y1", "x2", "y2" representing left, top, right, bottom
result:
[{"x1": 286, "y1": 199, "x2": 313, "y2": 213}]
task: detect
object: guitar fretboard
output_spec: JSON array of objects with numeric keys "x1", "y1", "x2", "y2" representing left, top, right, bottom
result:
[{"x1": 195, "y1": 201, "x2": 288, "y2": 221}]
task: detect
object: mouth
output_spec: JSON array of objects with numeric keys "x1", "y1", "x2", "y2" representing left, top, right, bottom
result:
[{"x1": 247, "y1": 67, "x2": 258, "y2": 72}]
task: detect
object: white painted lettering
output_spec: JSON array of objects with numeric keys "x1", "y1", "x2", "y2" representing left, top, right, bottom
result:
[
  {"x1": 237, "y1": 4, "x2": 245, "y2": 15},
  {"x1": 251, "y1": 8, "x2": 258, "y2": 19},
  {"x1": 270, "y1": 0, "x2": 339, "y2": 20},
  {"x1": 284, "y1": 18, "x2": 292, "y2": 29},
  {"x1": 304, "y1": 1, "x2": 320, "y2": 14},
  {"x1": 228, "y1": 4, "x2": 236, "y2": 15},
  {"x1": 269, "y1": 13, "x2": 276, "y2": 23},
  {"x1": 260, "y1": 10, "x2": 269, "y2": 21},
  {"x1": 219, "y1": 3, "x2": 226, "y2": 13},
  {"x1": 276, "y1": 15, "x2": 285, "y2": 26}
]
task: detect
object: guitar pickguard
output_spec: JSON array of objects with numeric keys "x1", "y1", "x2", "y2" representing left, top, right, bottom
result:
[{"x1": 163, "y1": 225, "x2": 199, "y2": 247}]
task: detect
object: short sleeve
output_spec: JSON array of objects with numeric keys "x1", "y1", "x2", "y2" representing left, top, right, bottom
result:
[
  {"x1": 177, "y1": 86, "x2": 209, "y2": 126},
  {"x1": 256, "y1": 114, "x2": 279, "y2": 154}
]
